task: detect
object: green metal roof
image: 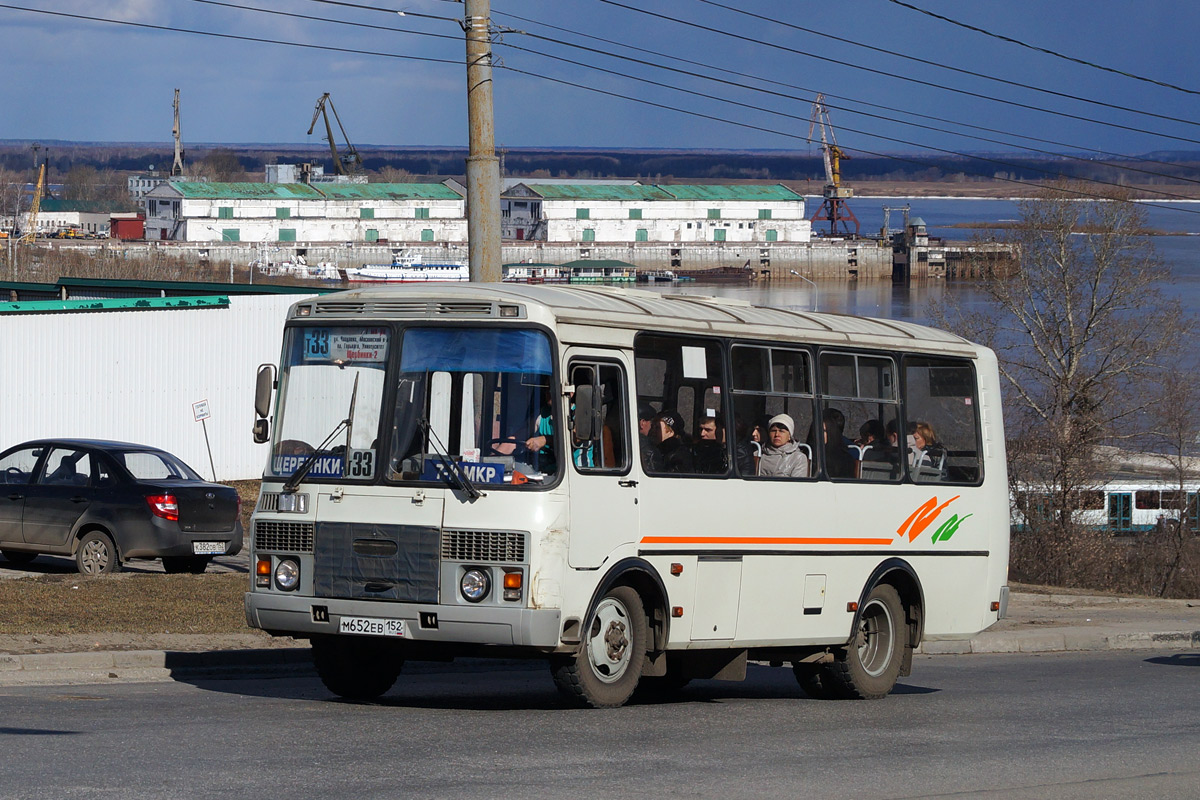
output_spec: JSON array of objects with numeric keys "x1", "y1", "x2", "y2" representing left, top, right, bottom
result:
[
  {"x1": 55, "y1": 277, "x2": 330, "y2": 296},
  {"x1": 313, "y1": 183, "x2": 463, "y2": 200},
  {"x1": 658, "y1": 184, "x2": 805, "y2": 201},
  {"x1": 0, "y1": 296, "x2": 230, "y2": 315},
  {"x1": 522, "y1": 184, "x2": 675, "y2": 201},
  {"x1": 559, "y1": 259, "x2": 638, "y2": 269},
  {"x1": 167, "y1": 182, "x2": 324, "y2": 200}
]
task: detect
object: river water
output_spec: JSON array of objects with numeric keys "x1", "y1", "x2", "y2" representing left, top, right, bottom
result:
[{"x1": 644, "y1": 197, "x2": 1200, "y2": 326}]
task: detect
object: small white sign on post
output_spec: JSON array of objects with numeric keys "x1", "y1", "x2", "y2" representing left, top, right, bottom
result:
[
  {"x1": 192, "y1": 399, "x2": 217, "y2": 481},
  {"x1": 192, "y1": 399, "x2": 211, "y2": 422}
]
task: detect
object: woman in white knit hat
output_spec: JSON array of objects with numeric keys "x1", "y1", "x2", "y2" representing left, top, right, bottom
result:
[{"x1": 757, "y1": 413, "x2": 809, "y2": 478}]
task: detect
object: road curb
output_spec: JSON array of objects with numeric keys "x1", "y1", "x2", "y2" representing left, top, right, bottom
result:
[{"x1": 1, "y1": 629, "x2": 1198, "y2": 687}]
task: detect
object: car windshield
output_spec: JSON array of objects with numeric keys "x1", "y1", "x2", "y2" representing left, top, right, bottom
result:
[
  {"x1": 388, "y1": 327, "x2": 557, "y2": 487},
  {"x1": 269, "y1": 326, "x2": 389, "y2": 480},
  {"x1": 115, "y1": 450, "x2": 202, "y2": 481}
]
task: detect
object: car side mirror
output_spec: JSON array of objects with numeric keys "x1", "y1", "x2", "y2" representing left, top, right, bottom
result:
[
  {"x1": 252, "y1": 418, "x2": 270, "y2": 445},
  {"x1": 572, "y1": 384, "x2": 602, "y2": 441}
]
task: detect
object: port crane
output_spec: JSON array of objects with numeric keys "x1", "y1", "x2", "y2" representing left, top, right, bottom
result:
[
  {"x1": 808, "y1": 93, "x2": 859, "y2": 237},
  {"x1": 307, "y1": 93, "x2": 363, "y2": 175},
  {"x1": 171, "y1": 88, "x2": 186, "y2": 177},
  {"x1": 18, "y1": 163, "x2": 46, "y2": 243}
]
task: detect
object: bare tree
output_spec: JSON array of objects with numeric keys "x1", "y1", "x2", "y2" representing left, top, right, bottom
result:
[{"x1": 942, "y1": 184, "x2": 1190, "y2": 588}]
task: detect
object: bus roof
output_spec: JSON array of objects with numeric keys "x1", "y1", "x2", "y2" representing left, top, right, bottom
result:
[{"x1": 299, "y1": 284, "x2": 982, "y2": 356}]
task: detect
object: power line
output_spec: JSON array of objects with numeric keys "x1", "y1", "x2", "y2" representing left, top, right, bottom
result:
[
  {"x1": 886, "y1": 0, "x2": 1200, "y2": 96},
  {"x1": 595, "y1": 0, "x2": 1200, "y2": 146},
  {"x1": 689, "y1": 0, "x2": 1200, "y2": 119},
  {"x1": 495, "y1": 18, "x2": 1200, "y2": 189},
  {"x1": 493, "y1": 8, "x2": 1200, "y2": 180},
  {"x1": 494, "y1": 39, "x2": 1200, "y2": 204},
  {"x1": 186, "y1": 0, "x2": 461, "y2": 42}
]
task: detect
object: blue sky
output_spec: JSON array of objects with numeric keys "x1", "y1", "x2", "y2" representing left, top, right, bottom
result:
[{"x1": 1, "y1": 0, "x2": 1198, "y2": 157}]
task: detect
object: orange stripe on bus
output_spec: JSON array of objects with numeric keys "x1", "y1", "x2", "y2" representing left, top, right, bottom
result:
[{"x1": 639, "y1": 536, "x2": 894, "y2": 546}]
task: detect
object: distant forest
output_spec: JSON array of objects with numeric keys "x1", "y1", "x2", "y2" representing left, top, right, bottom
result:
[{"x1": 2, "y1": 140, "x2": 1199, "y2": 188}]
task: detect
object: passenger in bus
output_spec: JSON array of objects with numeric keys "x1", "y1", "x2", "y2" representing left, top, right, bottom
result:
[
  {"x1": 523, "y1": 391, "x2": 557, "y2": 475},
  {"x1": 758, "y1": 414, "x2": 808, "y2": 478},
  {"x1": 638, "y1": 403, "x2": 662, "y2": 473},
  {"x1": 857, "y1": 419, "x2": 896, "y2": 463},
  {"x1": 822, "y1": 408, "x2": 856, "y2": 479},
  {"x1": 910, "y1": 422, "x2": 946, "y2": 470},
  {"x1": 693, "y1": 415, "x2": 728, "y2": 474},
  {"x1": 732, "y1": 419, "x2": 757, "y2": 475},
  {"x1": 651, "y1": 410, "x2": 694, "y2": 473}
]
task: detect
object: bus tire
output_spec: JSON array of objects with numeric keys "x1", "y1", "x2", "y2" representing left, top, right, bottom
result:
[
  {"x1": 311, "y1": 635, "x2": 403, "y2": 701},
  {"x1": 551, "y1": 585, "x2": 647, "y2": 708},
  {"x1": 823, "y1": 583, "x2": 905, "y2": 700}
]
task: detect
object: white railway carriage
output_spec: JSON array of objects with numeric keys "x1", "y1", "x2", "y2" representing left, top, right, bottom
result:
[{"x1": 246, "y1": 284, "x2": 1010, "y2": 707}]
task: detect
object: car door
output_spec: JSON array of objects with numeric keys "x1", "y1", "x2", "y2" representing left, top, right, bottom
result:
[
  {"x1": 0, "y1": 446, "x2": 43, "y2": 546},
  {"x1": 21, "y1": 447, "x2": 95, "y2": 549}
]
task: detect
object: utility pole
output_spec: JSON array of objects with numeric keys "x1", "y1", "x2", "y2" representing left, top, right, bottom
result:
[{"x1": 464, "y1": 0, "x2": 502, "y2": 282}]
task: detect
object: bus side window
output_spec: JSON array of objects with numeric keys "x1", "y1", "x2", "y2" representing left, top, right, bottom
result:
[
  {"x1": 731, "y1": 344, "x2": 815, "y2": 480},
  {"x1": 902, "y1": 356, "x2": 983, "y2": 485},
  {"x1": 570, "y1": 361, "x2": 630, "y2": 473},
  {"x1": 819, "y1": 352, "x2": 901, "y2": 482},
  {"x1": 634, "y1": 334, "x2": 727, "y2": 476}
]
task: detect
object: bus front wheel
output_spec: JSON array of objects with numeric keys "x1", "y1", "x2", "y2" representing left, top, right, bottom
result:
[
  {"x1": 822, "y1": 583, "x2": 905, "y2": 700},
  {"x1": 551, "y1": 585, "x2": 648, "y2": 708},
  {"x1": 311, "y1": 635, "x2": 404, "y2": 701}
]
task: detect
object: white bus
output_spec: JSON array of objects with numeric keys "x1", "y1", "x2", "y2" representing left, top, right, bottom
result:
[
  {"x1": 1014, "y1": 481, "x2": 1200, "y2": 535},
  {"x1": 246, "y1": 284, "x2": 1010, "y2": 707}
]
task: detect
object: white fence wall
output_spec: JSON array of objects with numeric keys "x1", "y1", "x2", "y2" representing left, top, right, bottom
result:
[{"x1": 0, "y1": 295, "x2": 314, "y2": 481}]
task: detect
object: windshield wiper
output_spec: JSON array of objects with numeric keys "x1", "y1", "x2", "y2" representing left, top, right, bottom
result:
[
  {"x1": 418, "y1": 417, "x2": 483, "y2": 501},
  {"x1": 282, "y1": 374, "x2": 360, "y2": 494}
]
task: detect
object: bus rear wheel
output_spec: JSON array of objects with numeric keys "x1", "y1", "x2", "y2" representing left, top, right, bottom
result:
[
  {"x1": 551, "y1": 585, "x2": 647, "y2": 708},
  {"x1": 822, "y1": 583, "x2": 905, "y2": 700},
  {"x1": 311, "y1": 635, "x2": 404, "y2": 701}
]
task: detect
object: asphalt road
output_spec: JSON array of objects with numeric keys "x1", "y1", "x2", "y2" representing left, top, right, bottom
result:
[{"x1": 0, "y1": 651, "x2": 1197, "y2": 799}]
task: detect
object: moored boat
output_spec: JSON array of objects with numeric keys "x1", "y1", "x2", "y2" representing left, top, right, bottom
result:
[{"x1": 343, "y1": 251, "x2": 468, "y2": 284}]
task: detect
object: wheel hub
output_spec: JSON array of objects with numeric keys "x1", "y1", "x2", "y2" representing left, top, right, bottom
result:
[{"x1": 604, "y1": 619, "x2": 628, "y2": 661}]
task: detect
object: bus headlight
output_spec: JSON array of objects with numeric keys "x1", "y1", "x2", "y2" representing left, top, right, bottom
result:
[
  {"x1": 460, "y1": 568, "x2": 490, "y2": 603},
  {"x1": 274, "y1": 558, "x2": 301, "y2": 591}
]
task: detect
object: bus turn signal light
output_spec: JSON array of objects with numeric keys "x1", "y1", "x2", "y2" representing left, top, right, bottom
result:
[
  {"x1": 256, "y1": 558, "x2": 271, "y2": 587},
  {"x1": 670, "y1": 563, "x2": 683, "y2": 576},
  {"x1": 672, "y1": 607, "x2": 684, "y2": 618},
  {"x1": 991, "y1": 601, "x2": 1001, "y2": 612},
  {"x1": 847, "y1": 601, "x2": 859, "y2": 612},
  {"x1": 503, "y1": 572, "x2": 522, "y2": 590}
]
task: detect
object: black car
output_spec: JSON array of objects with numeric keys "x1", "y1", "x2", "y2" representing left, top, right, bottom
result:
[{"x1": 0, "y1": 439, "x2": 243, "y2": 575}]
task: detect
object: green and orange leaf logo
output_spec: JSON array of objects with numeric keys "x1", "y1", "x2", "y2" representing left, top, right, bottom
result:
[{"x1": 897, "y1": 495, "x2": 972, "y2": 544}]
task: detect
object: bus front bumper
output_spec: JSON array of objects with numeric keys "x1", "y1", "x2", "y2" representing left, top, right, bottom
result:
[{"x1": 244, "y1": 592, "x2": 562, "y2": 649}]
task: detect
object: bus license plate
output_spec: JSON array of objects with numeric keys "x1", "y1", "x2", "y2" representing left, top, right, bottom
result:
[
  {"x1": 192, "y1": 541, "x2": 226, "y2": 555},
  {"x1": 339, "y1": 616, "x2": 405, "y2": 637}
]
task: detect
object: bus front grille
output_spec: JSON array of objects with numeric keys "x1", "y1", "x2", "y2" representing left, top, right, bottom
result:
[
  {"x1": 441, "y1": 530, "x2": 526, "y2": 563},
  {"x1": 254, "y1": 521, "x2": 315, "y2": 552}
]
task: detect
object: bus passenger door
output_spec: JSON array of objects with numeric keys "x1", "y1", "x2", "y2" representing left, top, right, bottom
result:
[
  {"x1": 564, "y1": 352, "x2": 640, "y2": 568},
  {"x1": 1108, "y1": 492, "x2": 1132, "y2": 533}
]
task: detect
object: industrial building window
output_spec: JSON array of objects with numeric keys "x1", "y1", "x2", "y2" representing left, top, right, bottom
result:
[
  {"x1": 222, "y1": 228, "x2": 240, "y2": 242},
  {"x1": 421, "y1": 229, "x2": 434, "y2": 242},
  {"x1": 217, "y1": 207, "x2": 233, "y2": 220},
  {"x1": 583, "y1": 229, "x2": 596, "y2": 242},
  {"x1": 415, "y1": 208, "x2": 430, "y2": 220},
  {"x1": 279, "y1": 229, "x2": 296, "y2": 242},
  {"x1": 577, "y1": 208, "x2": 590, "y2": 220},
  {"x1": 765, "y1": 229, "x2": 778, "y2": 242},
  {"x1": 758, "y1": 209, "x2": 772, "y2": 220},
  {"x1": 629, "y1": 208, "x2": 642, "y2": 220},
  {"x1": 360, "y1": 208, "x2": 375, "y2": 220},
  {"x1": 366, "y1": 229, "x2": 379, "y2": 242},
  {"x1": 635, "y1": 228, "x2": 648, "y2": 242},
  {"x1": 713, "y1": 229, "x2": 726, "y2": 242},
  {"x1": 276, "y1": 207, "x2": 291, "y2": 220},
  {"x1": 707, "y1": 209, "x2": 721, "y2": 220}
]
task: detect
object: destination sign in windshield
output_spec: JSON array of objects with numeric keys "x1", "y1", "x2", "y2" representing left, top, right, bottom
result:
[{"x1": 303, "y1": 328, "x2": 389, "y2": 363}]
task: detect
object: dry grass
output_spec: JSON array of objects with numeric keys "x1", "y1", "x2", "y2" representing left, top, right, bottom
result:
[{"x1": 0, "y1": 573, "x2": 248, "y2": 636}]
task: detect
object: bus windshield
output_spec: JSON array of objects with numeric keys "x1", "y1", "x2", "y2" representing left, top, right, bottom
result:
[
  {"x1": 388, "y1": 327, "x2": 557, "y2": 487},
  {"x1": 270, "y1": 326, "x2": 389, "y2": 481}
]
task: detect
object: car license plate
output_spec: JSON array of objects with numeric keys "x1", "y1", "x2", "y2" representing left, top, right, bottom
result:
[
  {"x1": 192, "y1": 541, "x2": 226, "y2": 555},
  {"x1": 339, "y1": 616, "x2": 405, "y2": 637}
]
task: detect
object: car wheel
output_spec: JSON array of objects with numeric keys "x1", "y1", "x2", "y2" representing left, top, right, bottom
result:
[
  {"x1": 1, "y1": 550, "x2": 37, "y2": 565},
  {"x1": 550, "y1": 585, "x2": 647, "y2": 708},
  {"x1": 76, "y1": 531, "x2": 120, "y2": 575},
  {"x1": 311, "y1": 634, "x2": 404, "y2": 701},
  {"x1": 162, "y1": 556, "x2": 212, "y2": 574}
]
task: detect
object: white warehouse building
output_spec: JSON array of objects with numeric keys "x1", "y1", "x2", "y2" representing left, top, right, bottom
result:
[
  {"x1": 143, "y1": 182, "x2": 468, "y2": 244},
  {"x1": 502, "y1": 183, "x2": 811, "y2": 244}
]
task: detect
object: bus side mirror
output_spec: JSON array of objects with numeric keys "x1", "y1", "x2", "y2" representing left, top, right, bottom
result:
[
  {"x1": 254, "y1": 363, "x2": 276, "y2": 443},
  {"x1": 252, "y1": 418, "x2": 270, "y2": 444},
  {"x1": 573, "y1": 384, "x2": 602, "y2": 441}
]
